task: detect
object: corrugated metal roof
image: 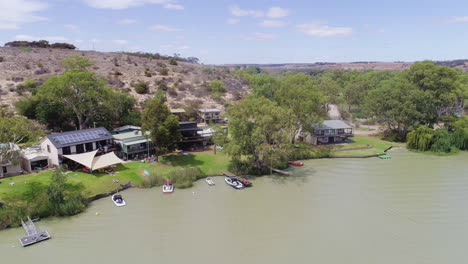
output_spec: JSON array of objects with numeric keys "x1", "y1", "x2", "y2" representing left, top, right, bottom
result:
[
  {"x1": 312, "y1": 120, "x2": 352, "y2": 130},
  {"x1": 170, "y1": 109, "x2": 186, "y2": 114}
]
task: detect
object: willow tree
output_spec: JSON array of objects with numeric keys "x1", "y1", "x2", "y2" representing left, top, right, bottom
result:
[{"x1": 407, "y1": 125, "x2": 434, "y2": 151}]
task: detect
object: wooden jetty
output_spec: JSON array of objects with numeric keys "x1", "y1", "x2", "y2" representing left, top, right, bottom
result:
[
  {"x1": 19, "y1": 217, "x2": 51, "y2": 247},
  {"x1": 220, "y1": 170, "x2": 252, "y2": 187},
  {"x1": 271, "y1": 169, "x2": 290, "y2": 176}
]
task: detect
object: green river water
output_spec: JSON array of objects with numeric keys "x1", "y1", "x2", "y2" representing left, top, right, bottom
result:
[{"x1": 1, "y1": 149, "x2": 468, "y2": 263}]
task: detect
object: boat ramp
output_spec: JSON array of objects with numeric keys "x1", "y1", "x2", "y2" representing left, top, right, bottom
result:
[{"x1": 19, "y1": 217, "x2": 51, "y2": 247}]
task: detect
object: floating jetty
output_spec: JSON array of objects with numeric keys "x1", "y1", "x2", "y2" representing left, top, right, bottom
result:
[
  {"x1": 378, "y1": 154, "x2": 391, "y2": 159},
  {"x1": 220, "y1": 170, "x2": 252, "y2": 187},
  {"x1": 19, "y1": 217, "x2": 51, "y2": 247}
]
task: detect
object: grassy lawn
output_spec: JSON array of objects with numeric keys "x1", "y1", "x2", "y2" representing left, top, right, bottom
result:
[
  {"x1": 332, "y1": 135, "x2": 406, "y2": 157},
  {"x1": 0, "y1": 151, "x2": 230, "y2": 200}
]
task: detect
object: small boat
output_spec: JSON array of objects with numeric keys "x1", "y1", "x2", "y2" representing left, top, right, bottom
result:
[
  {"x1": 205, "y1": 177, "x2": 215, "y2": 186},
  {"x1": 111, "y1": 194, "x2": 126, "y2": 207},
  {"x1": 163, "y1": 181, "x2": 174, "y2": 193},
  {"x1": 224, "y1": 177, "x2": 244, "y2": 190},
  {"x1": 288, "y1": 160, "x2": 304, "y2": 166}
]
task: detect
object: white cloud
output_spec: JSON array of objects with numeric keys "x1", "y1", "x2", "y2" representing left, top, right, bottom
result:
[
  {"x1": 230, "y1": 6, "x2": 264, "y2": 17},
  {"x1": 64, "y1": 24, "x2": 80, "y2": 33},
  {"x1": 445, "y1": 16, "x2": 468, "y2": 23},
  {"x1": 0, "y1": 0, "x2": 48, "y2": 30},
  {"x1": 82, "y1": 0, "x2": 184, "y2": 10},
  {"x1": 236, "y1": 32, "x2": 277, "y2": 41},
  {"x1": 0, "y1": 23, "x2": 19, "y2": 30},
  {"x1": 266, "y1": 7, "x2": 289, "y2": 18},
  {"x1": 150, "y1": 24, "x2": 181, "y2": 32},
  {"x1": 296, "y1": 22, "x2": 353, "y2": 37},
  {"x1": 15, "y1": 34, "x2": 68, "y2": 41},
  {"x1": 164, "y1": 3, "x2": 184, "y2": 10},
  {"x1": 227, "y1": 18, "x2": 240, "y2": 25},
  {"x1": 260, "y1": 20, "x2": 285, "y2": 28},
  {"x1": 119, "y1": 18, "x2": 137, "y2": 24},
  {"x1": 113, "y1": 39, "x2": 128, "y2": 45}
]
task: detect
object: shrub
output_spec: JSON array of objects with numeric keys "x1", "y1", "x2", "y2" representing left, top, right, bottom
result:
[
  {"x1": 167, "y1": 167, "x2": 204, "y2": 189},
  {"x1": 430, "y1": 129, "x2": 454, "y2": 153},
  {"x1": 168, "y1": 87, "x2": 178, "y2": 97},
  {"x1": 169, "y1": 58, "x2": 178, "y2": 65},
  {"x1": 208, "y1": 80, "x2": 227, "y2": 99},
  {"x1": 133, "y1": 81, "x2": 149, "y2": 94},
  {"x1": 159, "y1": 67, "x2": 169, "y2": 76},
  {"x1": 144, "y1": 68, "x2": 152, "y2": 77}
]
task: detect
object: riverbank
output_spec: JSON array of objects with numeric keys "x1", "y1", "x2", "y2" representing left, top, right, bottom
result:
[
  {"x1": 0, "y1": 151, "x2": 230, "y2": 200},
  {"x1": 332, "y1": 135, "x2": 405, "y2": 157}
]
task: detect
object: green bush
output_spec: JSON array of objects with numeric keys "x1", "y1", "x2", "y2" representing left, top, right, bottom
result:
[
  {"x1": 208, "y1": 80, "x2": 226, "y2": 99},
  {"x1": 159, "y1": 67, "x2": 169, "y2": 76},
  {"x1": 169, "y1": 58, "x2": 178, "y2": 66},
  {"x1": 407, "y1": 125, "x2": 434, "y2": 151},
  {"x1": 430, "y1": 129, "x2": 454, "y2": 153},
  {"x1": 133, "y1": 81, "x2": 149, "y2": 94}
]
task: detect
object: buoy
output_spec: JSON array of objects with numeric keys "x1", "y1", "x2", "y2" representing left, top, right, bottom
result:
[{"x1": 95, "y1": 212, "x2": 100, "y2": 216}]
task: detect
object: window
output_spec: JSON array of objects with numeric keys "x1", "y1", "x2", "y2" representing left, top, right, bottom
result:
[
  {"x1": 62, "y1": 146, "x2": 71, "y2": 155},
  {"x1": 85, "y1": 142, "x2": 93, "y2": 152},
  {"x1": 2, "y1": 166, "x2": 6, "y2": 174},
  {"x1": 47, "y1": 145, "x2": 51, "y2": 153},
  {"x1": 76, "y1": 144, "x2": 85, "y2": 154}
]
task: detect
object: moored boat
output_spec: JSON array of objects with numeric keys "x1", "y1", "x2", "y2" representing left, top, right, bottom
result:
[
  {"x1": 111, "y1": 194, "x2": 126, "y2": 207},
  {"x1": 163, "y1": 181, "x2": 174, "y2": 193},
  {"x1": 206, "y1": 177, "x2": 215, "y2": 186},
  {"x1": 288, "y1": 160, "x2": 304, "y2": 166},
  {"x1": 224, "y1": 177, "x2": 244, "y2": 190}
]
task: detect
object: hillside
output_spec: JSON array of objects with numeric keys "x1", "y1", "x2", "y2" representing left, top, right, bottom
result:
[{"x1": 0, "y1": 47, "x2": 248, "y2": 112}]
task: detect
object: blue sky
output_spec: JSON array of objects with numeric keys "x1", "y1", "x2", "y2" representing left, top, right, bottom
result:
[{"x1": 0, "y1": 0, "x2": 468, "y2": 64}]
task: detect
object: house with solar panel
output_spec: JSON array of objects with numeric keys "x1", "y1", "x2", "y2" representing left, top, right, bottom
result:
[
  {"x1": 39, "y1": 127, "x2": 114, "y2": 166},
  {"x1": 307, "y1": 120, "x2": 354, "y2": 145}
]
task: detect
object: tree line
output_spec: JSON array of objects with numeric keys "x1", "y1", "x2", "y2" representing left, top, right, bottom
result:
[{"x1": 4, "y1": 40, "x2": 76, "y2": 50}]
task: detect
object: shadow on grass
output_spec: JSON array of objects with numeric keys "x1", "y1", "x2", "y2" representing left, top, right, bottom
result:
[{"x1": 163, "y1": 154, "x2": 204, "y2": 167}]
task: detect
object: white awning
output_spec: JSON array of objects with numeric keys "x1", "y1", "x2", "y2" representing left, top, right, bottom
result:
[
  {"x1": 63, "y1": 150, "x2": 98, "y2": 169},
  {"x1": 90, "y1": 152, "x2": 124, "y2": 170},
  {"x1": 64, "y1": 150, "x2": 123, "y2": 171}
]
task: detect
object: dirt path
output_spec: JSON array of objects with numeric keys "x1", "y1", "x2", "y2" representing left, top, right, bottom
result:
[{"x1": 327, "y1": 104, "x2": 341, "y2": 119}]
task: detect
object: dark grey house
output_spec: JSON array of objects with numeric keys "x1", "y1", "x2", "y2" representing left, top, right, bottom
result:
[{"x1": 308, "y1": 120, "x2": 353, "y2": 145}]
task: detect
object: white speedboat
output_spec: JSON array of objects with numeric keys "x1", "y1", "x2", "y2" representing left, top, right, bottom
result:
[
  {"x1": 163, "y1": 181, "x2": 174, "y2": 193},
  {"x1": 205, "y1": 177, "x2": 215, "y2": 186},
  {"x1": 111, "y1": 194, "x2": 126, "y2": 207},
  {"x1": 224, "y1": 177, "x2": 243, "y2": 190}
]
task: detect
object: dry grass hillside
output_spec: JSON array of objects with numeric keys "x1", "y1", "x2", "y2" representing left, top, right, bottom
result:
[{"x1": 0, "y1": 47, "x2": 248, "y2": 112}]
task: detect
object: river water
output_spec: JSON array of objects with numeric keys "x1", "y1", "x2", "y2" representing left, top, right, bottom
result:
[{"x1": 1, "y1": 149, "x2": 468, "y2": 263}]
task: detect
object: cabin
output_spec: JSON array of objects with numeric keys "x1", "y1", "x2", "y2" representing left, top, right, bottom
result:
[
  {"x1": 198, "y1": 109, "x2": 224, "y2": 125},
  {"x1": 113, "y1": 129, "x2": 152, "y2": 160},
  {"x1": 0, "y1": 143, "x2": 22, "y2": 177},
  {"x1": 177, "y1": 122, "x2": 204, "y2": 149},
  {"x1": 308, "y1": 120, "x2": 353, "y2": 145},
  {"x1": 40, "y1": 127, "x2": 114, "y2": 166}
]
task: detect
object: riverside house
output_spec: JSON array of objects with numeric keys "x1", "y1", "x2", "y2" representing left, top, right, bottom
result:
[
  {"x1": 198, "y1": 109, "x2": 224, "y2": 125},
  {"x1": 40, "y1": 127, "x2": 114, "y2": 166},
  {"x1": 112, "y1": 129, "x2": 152, "y2": 160},
  {"x1": 308, "y1": 120, "x2": 354, "y2": 145}
]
